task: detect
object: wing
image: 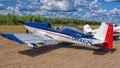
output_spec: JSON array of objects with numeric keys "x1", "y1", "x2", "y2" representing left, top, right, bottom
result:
[{"x1": 1, "y1": 33, "x2": 58, "y2": 48}]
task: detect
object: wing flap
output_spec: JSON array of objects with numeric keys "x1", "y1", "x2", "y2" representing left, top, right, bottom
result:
[{"x1": 13, "y1": 34, "x2": 44, "y2": 43}]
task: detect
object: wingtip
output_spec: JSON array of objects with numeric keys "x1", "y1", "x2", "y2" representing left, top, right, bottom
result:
[{"x1": 0, "y1": 33, "x2": 25, "y2": 44}]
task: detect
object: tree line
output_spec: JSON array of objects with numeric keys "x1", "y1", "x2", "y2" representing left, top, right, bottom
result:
[{"x1": 0, "y1": 14, "x2": 101, "y2": 25}]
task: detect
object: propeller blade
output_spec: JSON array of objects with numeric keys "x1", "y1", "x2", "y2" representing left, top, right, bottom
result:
[
  {"x1": 17, "y1": 20, "x2": 25, "y2": 24},
  {"x1": 26, "y1": 29, "x2": 29, "y2": 34},
  {"x1": 30, "y1": 16, "x2": 34, "y2": 22}
]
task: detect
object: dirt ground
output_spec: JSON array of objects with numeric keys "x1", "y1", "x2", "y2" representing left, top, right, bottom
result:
[{"x1": 0, "y1": 26, "x2": 120, "y2": 68}]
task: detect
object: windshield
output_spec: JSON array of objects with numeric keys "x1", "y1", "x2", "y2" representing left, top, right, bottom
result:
[{"x1": 62, "y1": 24, "x2": 83, "y2": 33}]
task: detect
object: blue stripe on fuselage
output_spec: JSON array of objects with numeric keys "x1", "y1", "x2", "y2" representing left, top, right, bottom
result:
[
  {"x1": 25, "y1": 22, "x2": 63, "y2": 34},
  {"x1": 25, "y1": 22, "x2": 48, "y2": 28},
  {"x1": 61, "y1": 28, "x2": 93, "y2": 38}
]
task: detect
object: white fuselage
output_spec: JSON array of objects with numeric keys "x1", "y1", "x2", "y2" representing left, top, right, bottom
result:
[
  {"x1": 114, "y1": 25, "x2": 120, "y2": 33},
  {"x1": 25, "y1": 25, "x2": 73, "y2": 43},
  {"x1": 24, "y1": 25, "x2": 101, "y2": 46}
]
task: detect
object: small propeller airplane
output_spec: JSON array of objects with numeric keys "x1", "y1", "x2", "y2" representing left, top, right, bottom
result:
[
  {"x1": 84, "y1": 22, "x2": 120, "y2": 40},
  {"x1": 114, "y1": 24, "x2": 120, "y2": 33},
  {"x1": 1, "y1": 21, "x2": 114, "y2": 51},
  {"x1": 84, "y1": 22, "x2": 120, "y2": 35}
]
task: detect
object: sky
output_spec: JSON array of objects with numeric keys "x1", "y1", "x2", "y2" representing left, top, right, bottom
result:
[{"x1": 0, "y1": 0, "x2": 120, "y2": 24}]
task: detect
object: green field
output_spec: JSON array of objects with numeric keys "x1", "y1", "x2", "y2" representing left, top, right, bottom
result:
[{"x1": 0, "y1": 14, "x2": 101, "y2": 25}]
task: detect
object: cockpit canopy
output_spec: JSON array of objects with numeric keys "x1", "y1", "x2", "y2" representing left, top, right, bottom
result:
[{"x1": 62, "y1": 24, "x2": 83, "y2": 33}]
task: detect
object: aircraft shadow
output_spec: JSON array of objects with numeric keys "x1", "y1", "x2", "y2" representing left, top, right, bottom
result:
[
  {"x1": 113, "y1": 36, "x2": 120, "y2": 41},
  {"x1": 19, "y1": 42, "x2": 71, "y2": 57},
  {"x1": 64, "y1": 45, "x2": 116, "y2": 55},
  {"x1": 19, "y1": 43, "x2": 115, "y2": 57}
]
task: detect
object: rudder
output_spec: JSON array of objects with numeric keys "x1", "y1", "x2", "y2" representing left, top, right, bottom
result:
[
  {"x1": 94, "y1": 22, "x2": 113, "y2": 50},
  {"x1": 104, "y1": 23, "x2": 113, "y2": 50}
]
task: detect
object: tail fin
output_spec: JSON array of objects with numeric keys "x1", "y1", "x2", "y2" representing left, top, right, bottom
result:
[
  {"x1": 94, "y1": 22, "x2": 113, "y2": 50},
  {"x1": 84, "y1": 24, "x2": 93, "y2": 34}
]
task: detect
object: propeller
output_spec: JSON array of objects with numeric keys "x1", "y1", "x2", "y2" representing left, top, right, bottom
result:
[
  {"x1": 30, "y1": 16, "x2": 34, "y2": 22},
  {"x1": 17, "y1": 16, "x2": 34, "y2": 34},
  {"x1": 17, "y1": 20, "x2": 25, "y2": 24},
  {"x1": 17, "y1": 20, "x2": 29, "y2": 34},
  {"x1": 26, "y1": 29, "x2": 29, "y2": 34}
]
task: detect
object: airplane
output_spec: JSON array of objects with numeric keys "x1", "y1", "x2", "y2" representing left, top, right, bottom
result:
[
  {"x1": 83, "y1": 24, "x2": 98, "y2": 35},
  {"x1": 114, "y1": 24, "x2": 120, "y2": 33},
  {"x1": 84, "y1": 22, "x2": 120, "y2": 40},
  {"x1": 84, "y1": 22, "x2": 120, "y2": 34},
  {"x1": 0, "y1": 21, "x2": 114, "y2": 51}
]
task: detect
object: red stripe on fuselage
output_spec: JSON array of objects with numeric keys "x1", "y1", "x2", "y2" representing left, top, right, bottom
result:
[
  {"x1": 26, "y1": 25, "x2": 71, "y2": 39},
  {"x1": 46, "y1": 32, "x2": 71, "y2": 39}
]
